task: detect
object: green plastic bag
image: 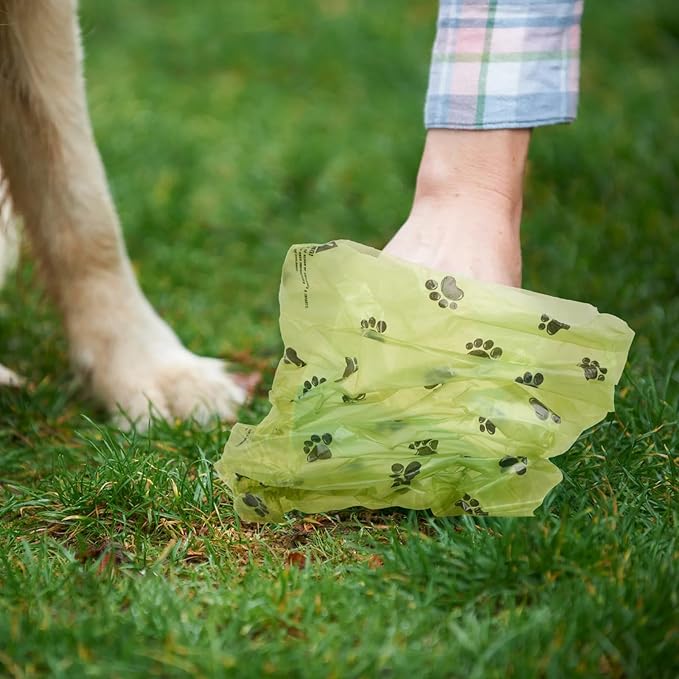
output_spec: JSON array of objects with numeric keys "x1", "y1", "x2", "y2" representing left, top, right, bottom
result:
[{"x1": 216, "y1": 240, "x2": 634, "y2": 522}]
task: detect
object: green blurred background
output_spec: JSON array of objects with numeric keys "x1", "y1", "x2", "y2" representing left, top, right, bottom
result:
[{"x1": 0, "y1": 2, "x2": 676, "y2": 676}]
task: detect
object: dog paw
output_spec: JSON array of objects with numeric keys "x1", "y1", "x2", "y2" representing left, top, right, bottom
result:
[
  {"x1": 0, "y1": 363, "x2": 25, "y2": 387},
  {"x1": 73, "y1": 320, "x2": 251, "y2": 428},
  {"x1": 101, "y1": 349, "x2": 250, "y2": 430},
  {"x1": 67, "y1": 283, "x2": 255, "y2": 429}
]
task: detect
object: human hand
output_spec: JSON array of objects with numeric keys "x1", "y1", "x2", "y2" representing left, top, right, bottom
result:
[{"x1": 383, "y1": 129, "x2": 530, "y2": 287}]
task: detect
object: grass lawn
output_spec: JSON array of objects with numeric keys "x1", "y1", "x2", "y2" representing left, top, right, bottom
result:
[{"x1": 1, "y1": 1, "x2": 677, "y2": 676}]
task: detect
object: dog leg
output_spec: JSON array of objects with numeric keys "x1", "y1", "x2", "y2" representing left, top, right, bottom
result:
[
  {"x1": 0, "y1": 165, "x2": 24, "y2": 387},
  {"x1": 0, "y1": 168, "x2": 20, "y2": 288},
  {"x1": 0, "y1": 1, "x2": 246, "y2": 426}
]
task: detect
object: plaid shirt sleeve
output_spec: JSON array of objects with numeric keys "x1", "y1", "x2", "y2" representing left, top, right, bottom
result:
[{"x1": 425, "y1": 0, "x2": 584, "y2": 129}]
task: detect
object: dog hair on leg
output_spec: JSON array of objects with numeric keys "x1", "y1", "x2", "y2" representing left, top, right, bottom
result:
[
  {"x1": 0, "y1": 168, "x2": 20, "y2": 288},
  {"x1": 0, "y1": 165, "x2": 24, "y2": 386},
  {"x1": 0, "y1": 0, "x2": 246, "y2": 425}
]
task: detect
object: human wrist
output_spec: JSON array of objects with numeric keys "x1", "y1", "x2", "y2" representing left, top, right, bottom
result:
[{"x1": 413, "y1": 129, "x2": 530, "y2": 212}]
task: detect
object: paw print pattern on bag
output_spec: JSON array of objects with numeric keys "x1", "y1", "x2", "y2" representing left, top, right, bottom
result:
[
  {"x1": 538, "y1": 314, "x2": 570, "y2": 335},
  {"x1": 455, "y1": 493, "x2": 488, "y2": 516},
  {"x1": 578, "y1": 357, "x2": 608, "y2": 381},
  {"x1": 360, "y1": 317, "x2": 387, "y2": 334},
  {"x1": 529, "y1": 397, "x2": 561, "y2": 424},
  {"x1": 466, "y1": 338, "x2": 503, "y2": 359},
  {"x1": 515, "y1": 371, "x2": 544, "y2": 387},
  {"x1": 499, "y1": 455, "x2": 528, "y2": 476},
  {"x1": 478, "y1": 417, "x2": 496, "y2": 435},
  {"x1": 303, "y1": 433, "x2": 333, "y2": 462},
  {"x1": 302, "y1": 375, "x2": 326, "y2": 395},
  {"x1": 408, "y1": 439, "x2": 438, "y2": 456},
  {"x1": 389, "y1": 461, "x2": 422, "y2": 488},
  {"x1": 336, "y1": 356, "x2": 359, "y2": 381},
  {"x1": 242, "y1": 493, "x2": 269, "y2": 518},
  {"x1": 342, "y1": 393, "x2": 366, "y2": 404},
  {"x1": 283, "y1": 347, "x2": 306, "y2": 367},
  {"x1": 425, "y1": 276, "x2": 464, "y2": 310}
]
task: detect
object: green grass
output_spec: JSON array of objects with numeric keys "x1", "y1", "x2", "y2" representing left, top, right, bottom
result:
[{"x1": 1, "y1": 0, "x2": 677, "y2": 676}]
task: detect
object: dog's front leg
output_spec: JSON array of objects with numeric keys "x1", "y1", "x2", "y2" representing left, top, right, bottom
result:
[{"x1": 0, "y1": 1, "x2": 247, "y2": 426}]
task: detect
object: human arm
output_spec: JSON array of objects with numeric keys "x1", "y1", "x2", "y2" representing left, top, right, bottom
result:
[{"x1": 385, "y1": 0, "x2": 583, "y2": 286}]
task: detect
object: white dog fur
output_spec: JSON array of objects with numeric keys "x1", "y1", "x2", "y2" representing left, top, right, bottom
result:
[{"x1": 0, "y1": 0, "x2": 247, "y2": 426}]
